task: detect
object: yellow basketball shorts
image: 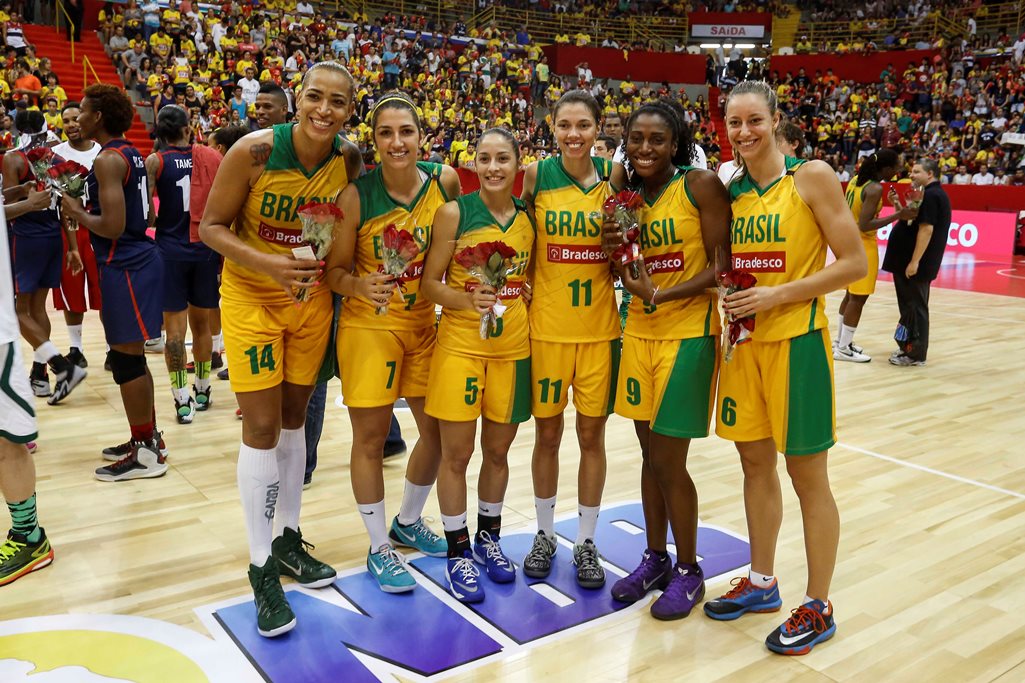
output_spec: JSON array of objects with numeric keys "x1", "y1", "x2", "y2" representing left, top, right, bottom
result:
[
  {"x1": 425, "y1": 349, "x2": 531, "y2": 424},
  {"x1": 715, "y1": 328, "x2": 836, "y2": 455},
  {"x1": 338, "y1": 325, "x2": 435, "y2": 408},
  {"x1": 221, "y1": 294, "x2": 333, "y2": 393},
  {"x1": 848, "y1": 238, "x2": 880, "y2": 296},
  {"x1": 530, "y1": 339, "x2": 621, "y2": 419},
  {"x1": 616, "y1": 335, "x2": 719, "y2": 438}
]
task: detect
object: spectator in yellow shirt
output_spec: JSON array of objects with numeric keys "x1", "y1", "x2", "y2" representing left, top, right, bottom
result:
[
  {"x1": 575, "y1": 31, "x2": 590, "y2": 46},
  {"x1": 555, "y1": 33, "x2": 570, "y2": 44},
  {"x1": 149, "y1": 26, "x2": 174, "y2": 60}
]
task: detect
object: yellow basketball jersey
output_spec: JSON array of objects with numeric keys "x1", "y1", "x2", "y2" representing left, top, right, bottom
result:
[
  {"x1": 626, "y1": 169, "x2": 720, "y2": 341},
  {"x1": 844, "y1": 178, "x2": 882, "y2": 242},
  {"x1": 529, "y1": 156, "x2": 620, "y2": 343},
  {"x1": 729, "y1": 157, "x2": 827, "y2": 342},
  {"x1": 221, "y1": 123, "x2": 350, "y2": 305},
  {"x1": 437, "y1": 192, "x2": 534, "y2": 360},
  {"x1": 341, "y1": 162, "x2": 449, "y2": 330}
]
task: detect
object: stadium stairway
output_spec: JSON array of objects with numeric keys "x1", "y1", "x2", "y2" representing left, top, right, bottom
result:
[
  {"x1": 772, "y1": 4, "x2": 802, "y2": 54},
  {"x1": 708, "y1": 86, "x2": 731, "y2": 162},
  {"x1": 24, "y1": 24, "x2": 152, "y2": 153}
]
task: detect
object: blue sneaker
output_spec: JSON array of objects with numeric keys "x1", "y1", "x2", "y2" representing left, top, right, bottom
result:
[
  {"x1": 765, "y1": 600, "x2": 836, "y2": 655},
  {"x1": 446, "y1": 550, "x2": 485, "y2": 603},
  {"x1": 703, "y1": 576, "x2": 783, "y2": 621},
  {"x1": 389, "y1": 516, "x2": 447, "y2": 557},
  {"x1": 472, "y1": 531, "x2": 516, "y2": 583},
  {"x1": 366, "y1": 545, "x2": 416, "y2": 593}
]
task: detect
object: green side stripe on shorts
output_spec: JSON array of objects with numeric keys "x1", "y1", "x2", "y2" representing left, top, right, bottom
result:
[
  {"x1": 605, "y1": 338, "x2": 622, "y2": 416},
  {"x1": 807, "y1": 297, "x2": 818, "y2": 333},
  {"x1": 1, "y1": 342, "x2": 35, "y2": 418},
  {"x1": 510, "y1": 357, "x2": 532, "y2": 423},
  {"x1": 652, "y1": 336, "x2": 716, "y2": 439},
  {"x1": 785, "y1": 330, "x2": 835, "y2": 455}
]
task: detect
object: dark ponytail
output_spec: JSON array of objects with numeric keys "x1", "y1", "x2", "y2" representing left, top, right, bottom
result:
[{"x1": 854, "y1": 148, "x2": 899, "y2": 187}]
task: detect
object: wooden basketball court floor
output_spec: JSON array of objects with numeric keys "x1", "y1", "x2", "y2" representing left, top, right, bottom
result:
[{"x1": 4, "y1": 266, "x2": 1025, "y2": 682}]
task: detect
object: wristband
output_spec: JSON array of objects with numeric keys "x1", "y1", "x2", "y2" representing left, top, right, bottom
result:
[{"x1": 650, "y1": 286, "x2": 660, "y2": 306}]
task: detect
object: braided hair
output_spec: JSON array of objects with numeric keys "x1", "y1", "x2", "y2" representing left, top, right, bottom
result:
[
  {"x1": 621, "y1": 98, "x2": 697, "y2": 186},
  {"x1": 853, "y1": 148, "x2": 899, "y2": 187}
]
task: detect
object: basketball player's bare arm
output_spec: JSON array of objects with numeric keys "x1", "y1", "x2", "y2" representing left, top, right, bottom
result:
[
  {"x1": 144, "y1": 153, "x2": 160, "y2": 229},
  {"x1": 60, "y1": 151, "x2": 128, "y2": 239},
  {"x1": 724, "y1": 160, "x2": 866, "y2": 318},
  {"x1": 340, "y1": 138, "x2": 366, "y2": 179},
  {"x1": 199, "y1": 131, "x2": 320, "y2": 301},
  {"x1": 609, "y1": 161, "x2": 627, "y2": 192},
  {"x1": 325, "y1": 183, "x2": 393, "y2": 306},
  {"x1": 518, "y1": 161, "x2": 539, "y2": 205},
  {"x1": 421, "y1": 202, "x2": 495, "y2": 314},
  {"x1": 1, "y1": 153, "x2": 49, "y2": 219},
  {"x1": 858, "y1": 182, "x2": 895, "y2": 232}
]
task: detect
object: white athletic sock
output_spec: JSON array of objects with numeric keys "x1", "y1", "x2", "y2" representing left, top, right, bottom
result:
[
  {"x1": 477, "y1": 499, "x2": 503, "y2": 517},
  {"x1": 213, "y1": 332, "x2": 223, "y2": 354},
  {"x1": 195, "y1": 376, "x2": 211, "y2": 393},
  {"x1": 33, "y1": 341, "x2": 59, "y2": 364},
  {"x1": 803, "y1": 594, "x2": 820, "y2": 605},
  {"x1": 67, "y1": 324, "x2": 83, "y2": 349},
  {"x1": 535, "y1": 495, "x2": 557, "y2": 536},
  {"x1": 441, "y1": 511, "x2": 468, "y2": 532},
  {"x1": 397, "y1": 480, "x2": 433, "y2": 526},
  {"x1": 171, "y1": 386, "x2": 190, "y2": 404},
  {"x1": 749, "y1": 570, "x2": 775, "y2": 588},
  {"x1": 576, "y1": 504, "x2": 600, "y2": 544},
  {"x1": 358, "y1": 499, "x2": 390, "y2": 551},
  {"x1": 838, "y1": 323, "x2": 857, "y2": 349},
  {"x1": 834, "y1": 313, "x2": 844, "y2": 342},
  {"x1": 273, "y1": 427, "x2": 306, "y2": 537},
  {"x1": 237, "y1": 444, "x2": 279, "y2": 565}
]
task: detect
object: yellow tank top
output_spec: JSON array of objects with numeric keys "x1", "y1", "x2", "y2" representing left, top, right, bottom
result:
[
  {"x1": 626, "y1": 168, "x2": 720, "y2": 341},
  {"x1": 437, "y1": 192, "x2": 534, "y2": 360},
  {"x1": 341, "y1": 162, "x2": 449, "y2": 330},
  {"x1": 529, "y1": 156, "x2": 620, "y2": 344},
  {"x1": 729, "y1": 157, "x2": 827, "y2": 342},
  {"x1": 844, "y1": 178, "x2": 882, "y2": 242},
  {"x1": 221, "y1": 124, "x2": 350, "y2": 305}
]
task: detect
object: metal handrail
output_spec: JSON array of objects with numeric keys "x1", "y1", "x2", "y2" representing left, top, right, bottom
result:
[
  {"x1": 54, "y1": 0, "x2": 76, "y2": 64},
  {"x1": 82, "y1": 54, "x2": 101, "y2": 90}
]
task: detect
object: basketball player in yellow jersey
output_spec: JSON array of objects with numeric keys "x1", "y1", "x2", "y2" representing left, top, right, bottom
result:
[
  {"x1": 327, "y1": 92, "x2": 461, "y2": 594},
  {"x1": 602, "y1": 100, "x2": 730, "y2": 621},
  {"x1": 520, "y1": 90, "x2": 626, "y2": 588},
  {"x1": 705, "y1": 81, "x2": 866, "y2": 656},
  {"x1": 200, "y1": 62, "x2": 364, "y2": 639},
  {"x1": 421, "y1": 128, "x2": 534, "y2": 604},
  {"x1": 834, "y1": 149, "x2": 900, "y2": 363}
]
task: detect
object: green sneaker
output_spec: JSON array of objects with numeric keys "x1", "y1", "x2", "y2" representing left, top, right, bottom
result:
[
  {"x1": 247, "y1": 559, "x2": 296, "y2": 638},
  {"x1": 272, "y1": 527, "x2": 337, "y2": 588},
  {"x1": 389, "y1": 516, "x2": 447, "y2": 557},
  {"x1": 0, "y1": 529, "x2": 53, "y2": 587}
]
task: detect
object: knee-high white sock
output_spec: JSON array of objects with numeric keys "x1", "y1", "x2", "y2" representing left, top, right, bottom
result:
[
  {"x1": 213, "y1": 332, "x2": 223, "y2": 353},
  {"x1": 358, "y1": 499, "x2": 390, "y2": 550},
  {"x1": 838, "y1": 323, "x2": 857, "y2": 349},
  {"x1": 835, "y1": 313, "x2": 844, "y2": 341},
  {"x1": 535, "y1": 495, "x2": 557, "y2": 536},
  {"x1": 67, "y1": 324, "x2": 83, "y2": 349},
  {"x1": 397, "y1": 480, "x2": 433, "y2": 526},
  {"x1": 237, "y1": 444, "x2": 279, "y2": 565},
  {"x1": 576, "y1": 504, "x2": 600, "y2": 544},
  {"x1": 273, "y1": 427, "x2": 306, "y2": 537}
]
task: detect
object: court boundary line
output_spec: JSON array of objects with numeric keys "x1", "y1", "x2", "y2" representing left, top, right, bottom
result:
[{"x1": 838, "y1": 442, "x2": 1025, "y2": 501}]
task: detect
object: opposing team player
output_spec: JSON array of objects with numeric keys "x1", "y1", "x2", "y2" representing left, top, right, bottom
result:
[
  {"x1": 706, "y1": 81, "x2": 866, "y2": 655},
  {"x1": 422, "y1": 128, "x2": 534, "y2": 604},
  {"x1": 606, "y1": 100, "x2": 730, "y2": 620},
  {"x1": 520, "y1": 90, "x2": 626, "y2": 588},
  {"x1": 200, "y1": 62, "x2": 363, "y2": 638},
  {"x1": 327, "y1": 92, "x2": 460, "y2": 593},
  {"x1": 146, "y1": 106, "x2": 219, "y2": 423}
]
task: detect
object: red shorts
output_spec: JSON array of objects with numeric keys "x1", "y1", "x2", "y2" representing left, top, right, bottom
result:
[{"x1": 52, "y1": 228, "x2": 101, "y2": 312}]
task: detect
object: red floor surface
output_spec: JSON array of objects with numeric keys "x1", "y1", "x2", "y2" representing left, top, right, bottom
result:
[{"x1": 875, "y1": 250, "x2": 1025, "y2": 299}]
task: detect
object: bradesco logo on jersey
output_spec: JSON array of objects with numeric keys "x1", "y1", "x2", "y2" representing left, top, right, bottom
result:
[
  {"x1": 199, "y1": 503, "x2": 750, "y2": 682},
  {"x1": 547, "y1": 243, "x2": 606, "y2": 264},
  {"x1": 731, "y1": 212, "x2": 787, "y2": 272},
  {"x1": 646, "y1": 252, "x2": 686, "y2": 274}
]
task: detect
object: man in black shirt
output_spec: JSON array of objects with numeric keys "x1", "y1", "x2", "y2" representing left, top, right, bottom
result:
[{"x1": 881, "y1": 158, "x2": 952, "y2": 366}]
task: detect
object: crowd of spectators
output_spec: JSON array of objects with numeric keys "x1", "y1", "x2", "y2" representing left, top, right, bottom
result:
[{"x1": 490, "y1": 0, "x2": 790, "y2": 19}]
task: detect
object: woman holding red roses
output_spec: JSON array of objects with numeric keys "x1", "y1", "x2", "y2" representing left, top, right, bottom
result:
[
  {"x1": 421, "y1": 128, "x2": 534, "y2": 604},
  {"x1": 602, "y1": 99, "x2": 731, "y2": 620},
  {"x1": 706, "y1": 80, "x2": 866, "y2": 656},
  {"x1": 327, "y1": 92, "x2": 461, "y2": 594}
]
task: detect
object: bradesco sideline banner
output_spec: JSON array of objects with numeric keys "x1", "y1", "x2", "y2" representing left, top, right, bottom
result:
[{"x1": 876, "y1": 208, "x2": 1017, "y2": 255}]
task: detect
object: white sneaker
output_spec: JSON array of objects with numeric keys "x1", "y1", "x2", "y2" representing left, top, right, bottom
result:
[
  {"x1": 144, "y1": 337, "x2": 165, "y2": 354},
  {"x1": 95, "y1": 441, "x2": 168, "y2": 482},
  {"x1": 834, "y1": 343, "x2": 871, "y2": 363}
]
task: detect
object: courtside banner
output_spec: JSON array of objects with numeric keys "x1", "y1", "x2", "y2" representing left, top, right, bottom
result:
[{"x1": 877, "y1": 209, "x2": 1017, "y2": 255}]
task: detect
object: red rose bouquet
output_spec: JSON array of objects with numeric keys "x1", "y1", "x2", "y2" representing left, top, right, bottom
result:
[
  {"x1": 377, "y1": 222, "x2": 424, "y2": 315},
  {"x1": 601, "y1": 189, "x2": 643, "y2": 278},
  {"x1": 47, "y1": 160, "x2": 90, "y2": 232},
  {"x1": 0, "y1": 131, "x2": 12, "y2": 152},
  {"x1": 718, "y1": 267, "x2": 758, "y2": 362},
  {"x1": 25, "y1": 146, "x2": 54, "y2": 190},
  {"x1": 294, "y1": 201, "x2": 342, "y2": 302},
  {"x1": 454, "y1": 240, "x2": 520, "y2": 339}
]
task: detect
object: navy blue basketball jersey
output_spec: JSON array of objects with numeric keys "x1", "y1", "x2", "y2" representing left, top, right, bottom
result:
[
  {"x1": 154, "y1": 145, "x2": 212, "y2": 261},
  {"x1": 87, "y1": 138, "x2": 157, "y2": 269},
  {"x1": 10, "y1": 150, "x2": 60, "y2": 239}
]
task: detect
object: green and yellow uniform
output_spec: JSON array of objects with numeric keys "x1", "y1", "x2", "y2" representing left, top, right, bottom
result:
[
  {"x1": 425, "y1": 192, "x2": 534, "y2": 424},
  {"x1": 616, "y1": 169, "x2": 720, "y2": 437},
  {"x1": 715, "y1": 157, "x2": 836, "y2": 455},
  {"x1": 529, "y1": 156, "x2": 620, "y2": 419},
  {"x1": 339, "y1": 163, "x2": 450, "y2": 408},
  {"x1": 844, "y1": 176, "x2": 883, "y2": 296}
]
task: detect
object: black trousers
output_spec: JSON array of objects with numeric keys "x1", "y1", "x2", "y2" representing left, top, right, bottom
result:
[{"x1": 893, "y1": 272, "x2": 932, "y2": 361}]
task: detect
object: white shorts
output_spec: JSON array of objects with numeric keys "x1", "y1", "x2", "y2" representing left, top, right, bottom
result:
[{"x1": 0, "y1": 341, "x2": 38, "y2": 443}]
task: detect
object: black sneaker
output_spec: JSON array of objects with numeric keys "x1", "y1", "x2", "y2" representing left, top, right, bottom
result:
[
  {"x1": 573, "y1": 539, "x2": 606, "y2": 588},
  {"x1": 271, "y1": 527, "x2": 336, "y2": 588},
  {"x1": 765, "y1": 600, "x2": 836, "y2": 655},
  {"x1": 66, "y1": 347, "x2": 88, "y2": 369},
  {"x1": 30, "y1": 363, "x2": 51, "y2": 398},
  {"x1": 523, "y1": 530, "x2": 557, "y2": 578},
  {"x1": 217, "y1": 367, "x2": 230, "y2": 381},
  {"x1": 383, "y1": 440, "x2": 407, "y2": 458},
  {"x1": 194, "y1": 385, "x2": 212, "y2": 411},
  {"x1": 248, "y1": 558, "x2": 296, "y2": 638},
  {"x1": 94, "y1": 439, "x2": 168, "y2": 482},
  {"x1": 47, "y1": 364, "x2": 87, "y2": 405},
  {"x1": 103, "y1": 431, "x2": 168, "y2": 461},
  {"x1": 211, "y1": 351, "x2": 223, "y2": 370}
]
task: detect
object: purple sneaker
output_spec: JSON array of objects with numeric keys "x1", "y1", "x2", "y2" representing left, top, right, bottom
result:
[
  {"x1": 611, "y1": 549, "x2": 672, "y2": 603},
  {"x1": 650, "y1": 562, "x2": 705, "y2": 620}
]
